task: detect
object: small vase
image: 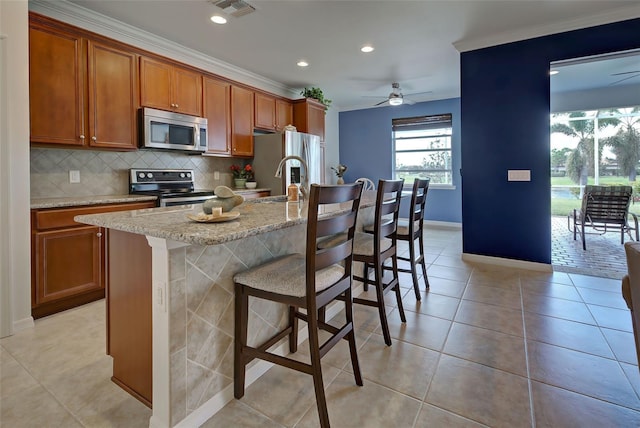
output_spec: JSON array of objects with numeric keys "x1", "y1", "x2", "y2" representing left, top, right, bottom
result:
[
  {"x1": 245, "y1": 181, "x2": 257, "y2": 189},
  {"x1": 234, "y1": 178, "x2": 247, "y2": 189},
  {"x1": 337, "y1": 177, "x2": 345, "y2": 185}
]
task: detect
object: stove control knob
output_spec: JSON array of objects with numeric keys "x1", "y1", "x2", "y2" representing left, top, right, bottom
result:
[
  {"x1": 186, "y1": 172, "x2": 192, "y2": 178},
  {"x1": 138, "y1": 172, "x2": 145, "y2": 179},
  {"x1": 179, "y1": 173, "x2": 186, "y2": 178},
  {"x1": 147, "y1": 173, "x2": 154, "y2": 179}
]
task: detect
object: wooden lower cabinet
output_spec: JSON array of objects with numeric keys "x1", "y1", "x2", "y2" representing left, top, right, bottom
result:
[
  {"x1": 107, "y1": 229, "x2": 152, "y2": 407},
  {"x1": 31, "y1": 201, "x2": 156, "y2": 319}
]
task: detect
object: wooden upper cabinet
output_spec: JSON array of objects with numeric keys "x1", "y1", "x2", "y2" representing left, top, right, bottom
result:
[
  {"x1": 203, "y1": 76, "x2": 231, "y2": 155},
  {"x1": 231, "y1": 86, "x2": 254, "y2": 157},
  {"x1": 87, "y1": 41, "x2": 138, "y2": 150},
  {"x1": 254, "y1": 92, "x2": 276, "y2": 131},
  {"x1": 276, "y1": 99, "x2": 293, "y2": 131},
  {"x1": 29, "y1": 16, "x2": 138, "y2": 150},
  {"x1": 29, "y1": 25, "x2": 85, "y2": 146},
  {"x1": 293, "y1": 98, "x2": 325, "y2": 141},
  {"x1": 140, "y1": 56, "x2": 202, "y2": 116}
]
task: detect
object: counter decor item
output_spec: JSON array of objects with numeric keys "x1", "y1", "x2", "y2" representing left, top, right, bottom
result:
[
  {"x1": 245, "y1": 181, "x2": 257, "y2": 189},
  {"x1": 202, "y1": 186, "x2": 244, "y2": 214},
  {"x1": 186, "y1": 211, "x2": 240, "y2": 223},
  {"x1": 231, "y1": 164, "x2": 253, "y2": 188},
  {"x1": 332, "y1": 164, "x2": 347, "y2": 185}
]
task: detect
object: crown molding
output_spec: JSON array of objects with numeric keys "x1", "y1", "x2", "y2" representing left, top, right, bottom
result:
[
  {"x1": 453, "y1": 5, "x2": 640, "y2": 53},
  {"x1": 28, "y1": 0, "x2": 298, "y2": 99}
]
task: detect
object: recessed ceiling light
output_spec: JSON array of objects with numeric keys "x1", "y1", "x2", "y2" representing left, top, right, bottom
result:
[
  {"x1": 361, "y1": 45, "x2": 374, "y2": 53},
  {"x1": 549, "y1": 70, "x2": 559, "y2": 75},
  {"x1": 210, "y1": 15, "x2": 227, "y2": 24},
  {"x1": 297, "y1": 60, "x2": 309, "y2": 67}
]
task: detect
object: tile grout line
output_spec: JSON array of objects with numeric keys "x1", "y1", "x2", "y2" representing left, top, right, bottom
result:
[{"x1": 519, "y1": 275, "x2": 537, "y2": 428}]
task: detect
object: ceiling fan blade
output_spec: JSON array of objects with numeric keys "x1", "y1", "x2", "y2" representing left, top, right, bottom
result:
[
  {"x1": 405, "y1": 90, "x2": 433, "y2": 96},
  {"x1": 611, "y1": 70, "x2": 640, "y2": 76},
  {"x1": 403, "y1": 98, "x2": 416, "y2": 105},
  {"x1": 609, "y1": 73, "x2": 640, "y2": 86},
  {"x1": 374, "y1": 99, "x2": 389, "y2": 106}
]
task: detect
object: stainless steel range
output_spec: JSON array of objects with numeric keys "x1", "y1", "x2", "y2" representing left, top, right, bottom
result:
[{"x1": 129, "y1": 168, "x2": 215, "y2": 207}]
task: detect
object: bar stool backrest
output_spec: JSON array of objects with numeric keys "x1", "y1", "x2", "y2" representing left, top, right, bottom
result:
[
  {"x1": 407, "y1": 178, "x2": 430, "y2": 238},
  {"x1": 372, "y1": 179, "x2": 404, "y2": 247}
]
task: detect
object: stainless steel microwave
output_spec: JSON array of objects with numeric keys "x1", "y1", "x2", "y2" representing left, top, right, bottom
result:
[{"x1": 140, "y1": 107, "x2": 207, "y2": 153}]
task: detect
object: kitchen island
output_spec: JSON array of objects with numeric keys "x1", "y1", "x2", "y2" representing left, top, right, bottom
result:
[{"x1": 75, "y1": 193, "x2": 375, "y2": 428}]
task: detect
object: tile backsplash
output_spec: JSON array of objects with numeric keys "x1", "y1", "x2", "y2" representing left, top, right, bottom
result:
[{"x1": 30, "y1": 148, "x2": 242, "y2": 198}]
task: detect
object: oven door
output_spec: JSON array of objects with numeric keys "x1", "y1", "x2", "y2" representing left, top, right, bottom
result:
[{"x1": 159, "y1": 194, "x2": 215, "y2": 207}]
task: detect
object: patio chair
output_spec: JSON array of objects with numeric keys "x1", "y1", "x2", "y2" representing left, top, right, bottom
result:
[{"x1": 568, "y1": 185, "x2": 639, "y2": 250}]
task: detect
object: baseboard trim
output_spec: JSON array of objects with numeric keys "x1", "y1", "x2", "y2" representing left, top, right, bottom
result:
[
  {"x1": 424, "y1": 220, "x2": 462, "y2": 229},
  {"x1": 12, "y1": 316, "x2": 34, "y2": 333},
  {"x1": 462, "y1": 252, "x2": 552, "y2": 272},
  {"x1": 174, "y1": 294, "x2": 349, "y2": 428}
]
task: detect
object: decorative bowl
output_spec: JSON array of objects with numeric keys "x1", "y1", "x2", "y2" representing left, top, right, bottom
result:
[{"x1": 245, "y1": 182, "x2": 257, "y2": 189}]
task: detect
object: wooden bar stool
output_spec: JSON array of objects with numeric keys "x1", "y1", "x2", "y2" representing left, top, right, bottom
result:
[
  {"x1": 233, "y1": 183, "x2": 364, "y2": 428},
  {"x1": 351, "y1": 179, "x2": 406, "y2": 346},
  {"x1": 395, "y1": 178, "x2": 430, "y2": 300}
]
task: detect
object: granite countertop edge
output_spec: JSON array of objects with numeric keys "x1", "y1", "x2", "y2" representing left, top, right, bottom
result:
[{"x1": 31, "y1": 194, "x2": 158, "y2": 209}]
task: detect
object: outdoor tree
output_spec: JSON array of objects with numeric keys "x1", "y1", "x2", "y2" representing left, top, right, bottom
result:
[
  {"x1": 551, "y1": 111, "x2": 617, "y2": 188},
  {"x1": 551, "y1": 147, "x2": 572, "y2": 173},
  {"x1": 604, "y1": 107, "x2": 640, "y2": 182}
]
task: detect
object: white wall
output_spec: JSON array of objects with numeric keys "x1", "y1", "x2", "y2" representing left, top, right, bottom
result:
[
  {"x1": 1, "y1": 0, "x2": 33, "y2": 337},
  {"x1": 323, "y1": 107, "x2": 340, "y2": 184}
]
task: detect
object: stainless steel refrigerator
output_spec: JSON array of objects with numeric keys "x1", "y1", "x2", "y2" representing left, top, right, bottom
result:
[{"x1": 253, "y1": 130, "x2": 324, "y2": 196}]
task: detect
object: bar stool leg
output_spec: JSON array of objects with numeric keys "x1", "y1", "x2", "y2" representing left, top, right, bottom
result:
[
  {"x1": 345, "y1": 287, "x2": 363, "y2": 386},
  {"x1": 418, "y1": 232, "x2": 429, "y2": 289},
  {"x1": 307, "y1": 309, "x2": 330, "y2": 427},
  {"x1": 234, "y1": 283, "x2": 249, "y2": 399},
  {"x1": 289, "y1": 305, "x2": 298, "y2": 353},
  {"x1": 374, "y1": 260, "x2": 392, "y2": 346},
  {"x1": 392, "y1": 253, "x2": 406, "y2": 323},
  {"x1": 408, "y1": 238, "x2": 421, "y2": 300}
]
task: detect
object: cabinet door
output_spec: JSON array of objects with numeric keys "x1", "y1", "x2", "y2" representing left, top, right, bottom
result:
[
  {"x1": 293, "y1": 98, "x2": 325, "y2": 141},
  {"x1": 306, "y1": 102, "x2": 325, "y2": 141},
  {"x1": 139, "y1": 56, "x2": 172, "y2": 111},
  {"x1": 87, "y1": 41, "x2": 138, "y2": 150},
  {"x1": 172, "y1": 67, "x2": 202, "y2": 116},
  {"x1": 231, "y1": 85, "x2": 254, "y2": 157},
  {"x1": 34, "y1": 225, "x2": 102, "y2": 305},
  {"x1": 276, "y1": 99, "x2": 293, "y2": 131},
  {"x1": 254, "y1": 92, "x2": 276, "y2": 131},
  {"x1": 203, "y1": 77, "x2": 231, "y2": 155},
  {"x1": 29, "y1": 25, "x2": 85, "y2": 146}
]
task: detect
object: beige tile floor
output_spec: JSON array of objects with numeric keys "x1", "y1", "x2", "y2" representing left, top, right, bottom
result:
[{"x1": 2, "y1": 226, "x2": 639, "y2": 427}]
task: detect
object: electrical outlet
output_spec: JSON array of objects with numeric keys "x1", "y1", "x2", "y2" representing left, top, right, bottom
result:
[
  {"x1": 69, "y1": 170, "x2": 80, "y2": 183},
  {"x1": 214, "y1": 171, "x2": 220, "y2": 180}
]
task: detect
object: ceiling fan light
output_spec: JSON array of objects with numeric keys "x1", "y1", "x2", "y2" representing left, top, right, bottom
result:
[
  {"x1": 297, "y1": 60, "x2": 309, "y2": 67},
  {"x1": 361, "y1": 45, "x2": 374, "y2": 53},
  {"x1": 389, "y1": 97, "x2": 403, "y2": 106}
]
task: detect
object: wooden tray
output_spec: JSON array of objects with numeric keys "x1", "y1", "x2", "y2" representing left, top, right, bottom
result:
[{"x1": 186, "y1": 212, "x2": 240, "y2": 223}]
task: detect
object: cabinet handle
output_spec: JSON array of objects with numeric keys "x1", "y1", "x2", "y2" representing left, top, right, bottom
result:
[
  {"x1": 174, "y1": 104, "x2": 179, "y2": 108},
  {"x1": 91, "y1": 136, "x2": 97, "y2": 141},
  {"x1": 96, "y1": 232, "x2": 103, "y2": 238},
  {"x1": 79, "y1": 135, "x2": 85, "y2": 139}
]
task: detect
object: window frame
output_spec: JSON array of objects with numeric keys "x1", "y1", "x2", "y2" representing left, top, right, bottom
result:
[{"x1": 392, "y1": 113, "x2": 454, "y2": 189}]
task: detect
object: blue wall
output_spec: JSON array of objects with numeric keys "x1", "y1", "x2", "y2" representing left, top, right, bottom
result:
[
  {"x1": 461, "y1": 18, "x2": 640, "y2": 264},
  {"x1": 339, "y1": 98, "x2": 462, "y2": 223}
]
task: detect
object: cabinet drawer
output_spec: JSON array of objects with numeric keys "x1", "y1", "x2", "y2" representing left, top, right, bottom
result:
[{"x1": 34, "y1": 201, "x2": 156, "y2": 230}]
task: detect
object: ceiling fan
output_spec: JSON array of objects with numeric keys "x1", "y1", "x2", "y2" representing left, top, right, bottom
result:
[
  {"x1": 368, "y1": 82, "x2": 431, "y2": 107},
  {"x1": 609, "y1": 70, "x2": 640, "y2": 86}
]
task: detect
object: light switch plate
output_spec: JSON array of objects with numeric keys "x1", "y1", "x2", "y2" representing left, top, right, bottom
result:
[
  {"x1": 69, "y1": 170, "x2": 80, "y2": 183},
  {"x1": 508, "y1": 170, "x2": 531, "y2": 181},
  {"x1": 214, "y1": 171, "x2": 220, "y2": 180}
]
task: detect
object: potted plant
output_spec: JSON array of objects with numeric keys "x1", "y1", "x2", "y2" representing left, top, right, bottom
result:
[
  {"x1": 300, "y1": 87, "x2": 332, "y2": 112},
  {"x1": 246, "y1": 165, "x2": 257, "y2": 189},
  {"x1": 231, "y1": 164, "x2": 253, "y2": 188}
]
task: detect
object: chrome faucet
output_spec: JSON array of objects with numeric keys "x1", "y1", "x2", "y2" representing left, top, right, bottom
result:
[{"x1": 275, "y1": 155, "x2": 309, "y2": 201}]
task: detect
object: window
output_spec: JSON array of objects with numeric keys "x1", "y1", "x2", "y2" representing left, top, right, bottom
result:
[{"x1": 392, "y1": 113, "x2": 453, "y2": 186}]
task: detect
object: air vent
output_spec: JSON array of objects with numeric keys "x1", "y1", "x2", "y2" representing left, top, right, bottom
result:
[{"x1": 209, "y1": 0, "x2": 255, "y2": 17}]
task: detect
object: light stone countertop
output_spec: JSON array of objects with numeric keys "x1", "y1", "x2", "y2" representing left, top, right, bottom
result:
[
  {"x1": 75, "y1": 192, "x2": 377, "y2": 246},
  {"x1": 31, "y1": 194, "x2": 158, "y2": 209}
]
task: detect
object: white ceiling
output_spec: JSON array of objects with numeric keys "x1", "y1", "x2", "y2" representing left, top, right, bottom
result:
[{"x1": 63, "y1": 0, "x2": 640, "y2": 111}]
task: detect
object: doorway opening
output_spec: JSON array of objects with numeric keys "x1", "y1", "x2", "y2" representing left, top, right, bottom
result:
[{"x1": 550, "y1": 50, "x2": 640, "y2": 279}]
